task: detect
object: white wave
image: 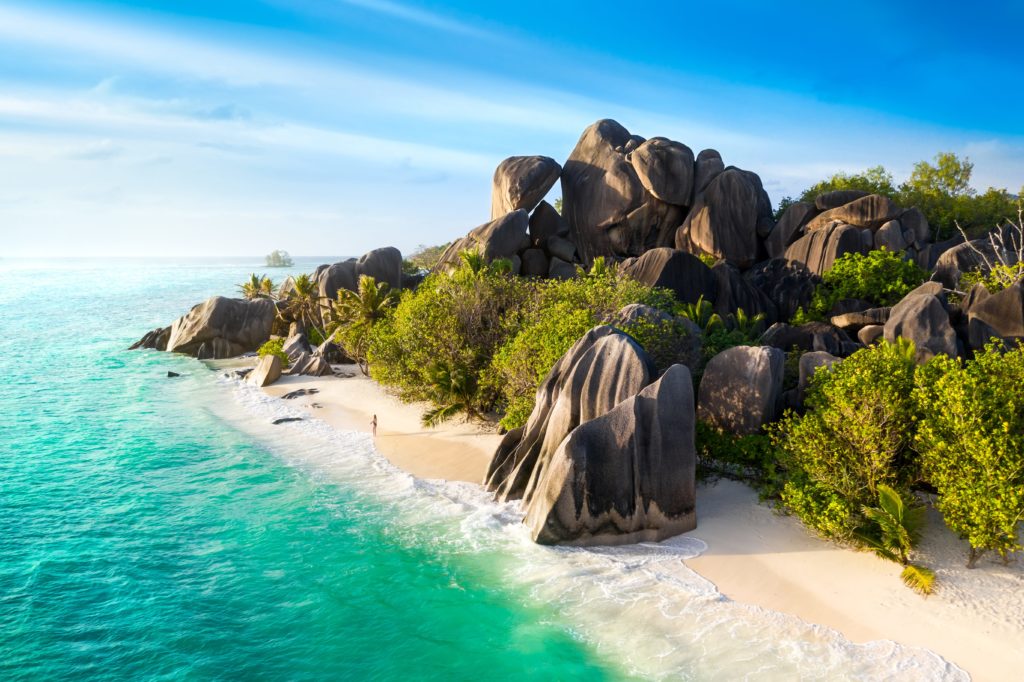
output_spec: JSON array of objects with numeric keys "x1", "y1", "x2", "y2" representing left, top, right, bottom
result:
[{"x1": 214, "y1": 375, "x2": 967, "y2": 682}]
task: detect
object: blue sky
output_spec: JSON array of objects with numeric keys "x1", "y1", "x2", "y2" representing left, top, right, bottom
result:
[{"x1": 3, "y1": 0, "x2": 1023, "y2": 257}]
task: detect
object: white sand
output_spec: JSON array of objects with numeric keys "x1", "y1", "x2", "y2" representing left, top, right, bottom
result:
[
  {"x1": 260, "y1": 369, "x2": 1024, "y2": 681},
  {"x1": 686, "y1": 479, "x2": 1024, "y2": 681},
  {"x1": 261, "y1": 367, "x2": 500, "y2": 483}
]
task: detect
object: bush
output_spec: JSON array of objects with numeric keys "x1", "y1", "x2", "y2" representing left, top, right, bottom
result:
[
  {"x1": 257, "y1": 338, "x2": 289, "y2": 367},
  {"x1": 771, "y1": 340, "x2": 918, "y2": 540},
  {"x1": 488, "y1": 269, "x2": 677, "y2": 430},
  {"x1": 794, "y1": 249, "x2": 927, "y2": 322},
  {"x1": 367, "y1": 257, "x2": 532, "y2": 419},
  {"x1": 959, "y1": 262, "x2": 1024, "y2": 293},
  {"x1": 799, "y1": 166, "x2": 897, "y2": 203},
  {"x1": 695, "y1": 422, "x2": 783, "y2": 499},
  {"x1": 913, "y1": 344, "x2": 1024, "y2": 565},
  {"x1": 797, "y1": 154, "x2": 1021, "y2": 241}
]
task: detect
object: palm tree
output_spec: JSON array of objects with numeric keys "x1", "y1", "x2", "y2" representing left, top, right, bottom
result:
[
  {"x1": 857, "y1": 484, "x2": 935, "y2": 595},
  {"x1": 238, "y1": 273, "x2": 276, "y2": 301},
  {"x1": 277, "y1": 273, "x2": 326, "y2": 341},
  {"x1": 325, "y1": 275, "x2": 398, "y2": 374},
  {"x1": 421, "y1": 362, "x2": 478, "y2": 427},
  {"x1": 678, "y1": 295, "x2": 725, "y2": 333}
]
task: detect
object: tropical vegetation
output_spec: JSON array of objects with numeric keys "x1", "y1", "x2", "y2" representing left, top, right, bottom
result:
[{"x1": 782, "y1": 152, "x2": 1022, "y2": 240}]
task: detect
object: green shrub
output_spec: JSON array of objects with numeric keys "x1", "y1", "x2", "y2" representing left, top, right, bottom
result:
[
  {"x1": 771, "y1": 340, "x2": 918, "y2": 540},
  {"x1": 795, "y1": 249, "x2": 927, "y2": 322},
  {"x1": 959, "y1": 262, "x2": 1024, "y2": 293},
  {"x1": 620, "y1": 315, "x2": 700, "y2": 375},
  {"x1": 489, "y1": 270, "x2": 677, "y2": 431},
  {"x1": 799, "y1": 166, "x2": 897, "y2": 203},
  {"x1": 257, "y1": 338, "x2": 289, "y2": 368},
  {"x1": 367, "y1": 258, "x2": 531, "y2": 420},
  {"x1": 796, "y1": 154, "x2": 1021, "y2": 241},
  {"x1": 695, "y1": 422, "x2": 783, "y2": 499},
  {"x1": 913, "y1": 344, "x2": 1024, "y2": 565}
]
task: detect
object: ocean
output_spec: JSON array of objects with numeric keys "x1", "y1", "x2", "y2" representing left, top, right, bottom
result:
[{"x1": 0, "y1": 258, "x2": 966, "y2": 681}]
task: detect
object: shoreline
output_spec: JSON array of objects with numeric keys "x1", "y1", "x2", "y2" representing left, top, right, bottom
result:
[{"x1": 258, "y1": 367, "x2": 1024, "y2": 682}]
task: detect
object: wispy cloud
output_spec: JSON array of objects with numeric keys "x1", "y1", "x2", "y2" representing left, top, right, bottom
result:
[
  {"x1": 338, "y1": 0, "x2": 495, "y2": 39},
  {"x1": 0, "y1": 94, "x2": 494, "y2": 172}
]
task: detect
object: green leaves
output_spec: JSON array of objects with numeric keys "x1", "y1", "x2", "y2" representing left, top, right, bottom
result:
[
  {"x1": 913, "y1": 343, "x2": 1024, "y2": 564},
  {"x1": 772, "y1": 341, "x2": 919, "y2": 540}
]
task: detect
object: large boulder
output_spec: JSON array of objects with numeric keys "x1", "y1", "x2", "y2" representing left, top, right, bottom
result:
[
  {"x1": 523, "y1": 364, "x2": 697, "y2": 546},
  {"x1": 815, "y1": 189, "x2": 868, "y2": 211},
  {"x1": 933, "y1": 226, "x2": 1021, "y2": 289},
  {"x1": 288, "y1": 352, "x2": 333, "y2": 377},
  {"x1": 129, "y1": 326, "x2": 170, "y2": 351},
  {"x1": 165, "y1": 296, "x2": 275, "y2": 359},
  {"x1": 281, "y1": 333, "x2": 312, "y2": 362},
  {"x1": 693, "y1": 149, "x2": 725, "y2": 196},
  {"x1": 484, "y1": 326, "x2": 656, "y2": 502},
  {"x1": 797, "y1": 351, "x2": 840, "y2": 403},
  {"x1": 491, "y1": 156, "x2": 562, "y2": 219},
  {"x1": 520, "y1": 248, "x2": 549, "y2": 278},
  {"x1": 249, "y1": 354, "x2": 283, "y2": 387},
  {"x1": 765, "y1": 201, "x2": 818, "y2": 259},
  {"x1": 874, "y1": 220, "x2": 908, "y2": 252},
  {"x1": 805, "y1": 194, "x2": 902, "y2": 232},
  {"x1": 831, "y1": 307, "x2": 891, "y2": 331},
  {"x1": 561, "y1": 120, "x2": 647, "y2": 264},
  {"x1": 967, "y1": 283, "x2": 1024, "y2": 349},
  {"x1": 435, "y1": 210, "x2": 531, "y2": 270},
  {"x1": 619, "y1": 248, "x2": 717, "y2": 306},
  {"x1": 627, "y1": 137, "x2": 694, "y2": 206},
  {"x1": 356, "y1": 246, "x2": 403, "y2": 291},
  {"x1": 883, "y1": 293, "x2": 958, "y2": 362},
  {"x1": 711, "y1": 261, "x2": 778, "y2": 323},
  {"x1": 676, "y1": 167, "x2": 769, "y2": 268},
  {"x1": 760, "y1": 322, "x2": 855, "y2": 356},
  {"x1": 528, "y1": 200, "x2": 569, "y2": 246},
  {"x1": 698, "y1": 346, "x2": 785, "y2": 435},
  {"x1": 784, "y1": 222, "x2": 868, "y2": 276},
  {"x1": 742, "y1": 259, "x2": 817, "y2": 321},
  {"x1": 317, "y1": 246, "x2": 403, "y2": 302}
]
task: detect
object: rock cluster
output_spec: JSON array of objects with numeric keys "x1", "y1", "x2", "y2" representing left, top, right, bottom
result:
[{"x1": 485, "y1": 325, "x2": 697, "y2": 546}]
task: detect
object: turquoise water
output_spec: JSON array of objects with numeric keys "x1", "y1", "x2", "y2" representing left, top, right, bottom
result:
[{"x1": 0, "y1": 259, "x2": 967, "y2": 681}]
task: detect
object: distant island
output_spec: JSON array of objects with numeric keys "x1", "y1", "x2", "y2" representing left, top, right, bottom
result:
[{"x1": 265, "y1": 249, "x2": 294, "y2": 267}]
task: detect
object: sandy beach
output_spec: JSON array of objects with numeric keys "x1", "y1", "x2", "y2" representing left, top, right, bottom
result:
[
  {"x1": 260, "y1": 369, "x2": 1024, "y2": 681},
  {"x1": 262, "y1": 367, "x2": 500, "y2": 483}
]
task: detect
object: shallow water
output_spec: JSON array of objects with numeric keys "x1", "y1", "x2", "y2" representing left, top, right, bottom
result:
[{"x1": 0, "y1": 259, "x2": 967, "y2": 680}]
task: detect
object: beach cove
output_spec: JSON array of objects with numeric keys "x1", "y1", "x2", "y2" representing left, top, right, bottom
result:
[{"x1": 256, "y1": 365, "x2": 1024, "y2": 681}]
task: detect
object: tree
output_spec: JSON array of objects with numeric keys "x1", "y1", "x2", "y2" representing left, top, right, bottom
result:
[
  {"x1": 237, "y1": 273, "x2": 275, "y2": 301},
  {"x1": 265, "y1": 250, "x2": 294, "y2": 267},
  {"x1": 277, "y1": 273, "x2": 326, "y2": 340},
  {"x1": 326, "y1": 275, "x2": 398, "y2": 374},
  {"x1": 799, "y1": 165, "x2": 897, "y2": 203},
  {"x1": 421, "y1": 362, "x2": 479, "y2": 426},
  {"x1": 771, "y1": 340, "x2": 919, "y2": 540},
  {"x1": 914, "y1": 344, "x2": 1024, "y2": 567},
  {"x1": 904, "y1": 152, "x2": 974, "y2": 197},
  {"x1": 403, "y1": 243, "x2": 450, "y2": 274}
]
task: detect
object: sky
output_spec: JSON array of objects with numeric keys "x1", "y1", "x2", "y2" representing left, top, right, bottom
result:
[{"x1": 2, "y1": 0, "x2": 1023, "y2": 258}]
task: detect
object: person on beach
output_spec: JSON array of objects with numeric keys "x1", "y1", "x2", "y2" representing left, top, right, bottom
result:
[{"x1": 371, "y1": 414, "x2": 377, "y2": 437}]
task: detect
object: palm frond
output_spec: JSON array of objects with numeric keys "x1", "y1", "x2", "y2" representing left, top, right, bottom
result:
[
  {"x1": 421, "y1": 402, "x2": 465, "y2": 427},
  {"x1": 901, "y1": 564, "x2": 935, "y2": 596}
]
